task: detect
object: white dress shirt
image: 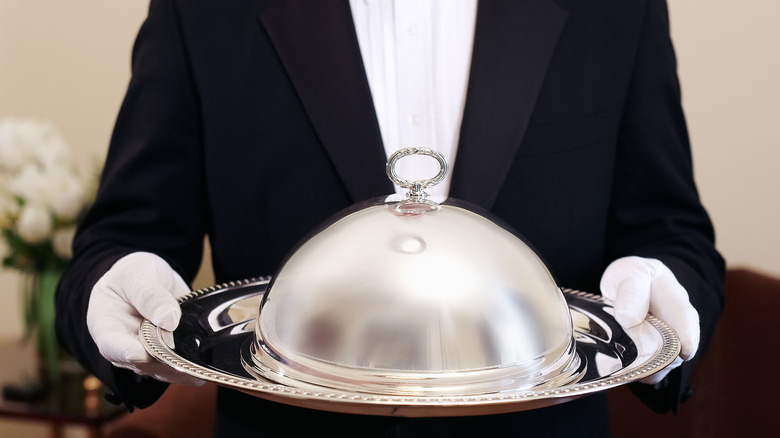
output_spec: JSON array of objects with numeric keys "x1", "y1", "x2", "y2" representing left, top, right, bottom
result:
[{"x1": 349, "y1": 0, "x2": 478, "y2": 197}]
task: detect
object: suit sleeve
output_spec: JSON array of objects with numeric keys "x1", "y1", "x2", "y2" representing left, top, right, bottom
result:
[
  {"x1": 606, "y1": 0, "x2": 725, "y2": 413},
  {"x1": 55, "y1": 0, "x2": 207, "y2": 410}
]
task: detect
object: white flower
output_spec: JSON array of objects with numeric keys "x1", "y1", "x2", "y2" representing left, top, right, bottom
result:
[
  {"x1": 7, "y1": 163, "x2": 85, "y2": 222},
  {"x1": 9, "y1": 164, "x2": 49, "y2": 205},
  {"x1": 0, "y1": 117, "x2": 71, "y2": 173},
  {"x1": 42, "y1": 168, "x2": 86, "y2": 222},
  {"x1": 33, "y1": 135, "x2": 70, "y2": 171},
  {"x1": 0, "y1": 117, "x2": 33, "y2": 172},
  {"x1": 15, "y1": 203, "x2": 53, "y2": 244},
  {"x1": 52, "y1": 225, "x2": 76, "y2": 259}
]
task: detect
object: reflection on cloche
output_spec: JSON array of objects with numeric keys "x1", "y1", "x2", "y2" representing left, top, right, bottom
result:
[{"x1": 242, "y1": 148, "x2": 584, "y2": 396}]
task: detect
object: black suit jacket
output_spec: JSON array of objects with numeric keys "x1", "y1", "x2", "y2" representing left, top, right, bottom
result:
[{"x1": 56, "y1": 0, "x2": 724, "y2": 436}]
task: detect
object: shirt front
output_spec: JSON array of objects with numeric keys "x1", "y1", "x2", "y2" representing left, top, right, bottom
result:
[{"x1": 349, "y1": 0, "x2": 478, "y2": 197}]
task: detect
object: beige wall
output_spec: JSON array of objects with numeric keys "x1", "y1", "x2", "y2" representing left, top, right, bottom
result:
[
  {"x1": 0, "y1": 0, "x2": 778, "y2": 344},
  {"x1": 668, "y1": 0, "x2": 780, "y2": 278}
]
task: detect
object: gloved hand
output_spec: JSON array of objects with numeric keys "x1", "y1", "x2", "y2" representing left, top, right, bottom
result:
[
  {"x1": 87, "y1": 252, "x2": 203, "y2": 385},
  {"x1": 600, "y1": 256, "x2": 699, "y2": 385}
]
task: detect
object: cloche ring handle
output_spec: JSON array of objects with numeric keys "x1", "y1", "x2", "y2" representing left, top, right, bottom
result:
[{"x1": 385, "y1": 147, "x2": 448, "y2": 200}]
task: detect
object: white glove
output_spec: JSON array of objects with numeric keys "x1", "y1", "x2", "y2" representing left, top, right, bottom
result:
[
  {"x1": 87, "y1": 252, "x2": 203, "y2": 385},
  {"x1": 600, "y1": 256, "x2": 699, "y2": 385}
]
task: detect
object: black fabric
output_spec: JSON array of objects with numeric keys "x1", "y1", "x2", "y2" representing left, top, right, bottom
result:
[
  {"x1": 55, "y1": 0, "x2": 724, "y2": 435},
  {"x1": 214, "y1": 388, "x2": 609, "y2": 438}
]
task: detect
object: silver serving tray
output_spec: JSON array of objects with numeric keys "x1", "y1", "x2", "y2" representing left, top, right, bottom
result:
[{"x1": 141, "y1": 277, "x2": 679, "y2": 417}]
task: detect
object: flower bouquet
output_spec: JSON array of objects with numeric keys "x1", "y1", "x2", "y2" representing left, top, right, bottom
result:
[{"x1": 0, "y1": 116, "x2": 96, "y2": 385}]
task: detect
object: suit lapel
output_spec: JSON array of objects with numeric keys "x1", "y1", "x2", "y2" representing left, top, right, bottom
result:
[
  {"x1": 451, "y1": 0, "x2": 568, "y2": 209},
  {"x1": 258, "y1": 0, "x2": 568, "y2": 206},
  {"x1": 258, "y1": 0, "x2": 392, "y2": 202}
]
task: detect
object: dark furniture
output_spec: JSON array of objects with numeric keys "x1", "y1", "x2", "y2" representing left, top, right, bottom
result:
[
  {"x1": 609, "y1": 267, "x2": 780, "y2": 437},
  {"x1": 0, "y1": 367, "x2": 124, "y2": 438}
]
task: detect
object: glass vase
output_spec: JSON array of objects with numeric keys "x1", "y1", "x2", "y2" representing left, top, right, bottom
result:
[{"x1": 21, "y1": 268, "x2": 71, "y2": 386}]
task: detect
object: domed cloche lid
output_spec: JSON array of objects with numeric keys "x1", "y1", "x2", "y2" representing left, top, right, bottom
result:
[{"x1": 242, "y1": 148, "x2": 583, "y2": 396}]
